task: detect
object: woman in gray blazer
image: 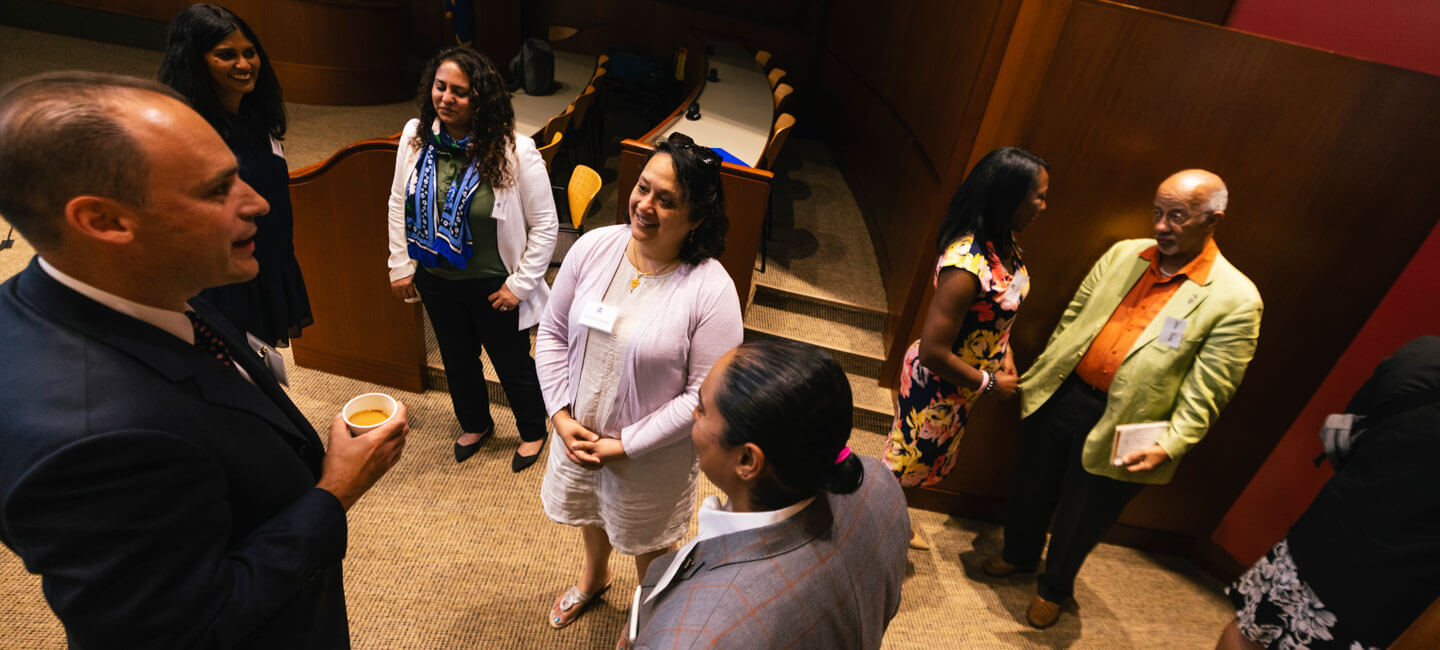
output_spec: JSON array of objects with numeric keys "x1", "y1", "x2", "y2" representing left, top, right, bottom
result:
[{"x1": 626, "y1": 339, "x2": 910, "y2": 649}]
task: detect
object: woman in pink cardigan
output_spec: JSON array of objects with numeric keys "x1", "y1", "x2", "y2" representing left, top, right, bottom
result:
[{"x1": 535, "y1": 133, "x2": 744, "y2": 631}]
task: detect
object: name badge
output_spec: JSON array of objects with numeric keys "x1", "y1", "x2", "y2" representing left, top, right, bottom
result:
[
  {"x1": 247, "y1": 332, "x2": 289, "y2": 387},
  {"x1": 578, "y1": 300, "x2": 620, "y2": 334},
  {"x1": 1159, "y1": 316, "x2": 1187, "y2": 349},
  {"x1": 269, "y1": 135, "x2": 286, "y2": 160}
]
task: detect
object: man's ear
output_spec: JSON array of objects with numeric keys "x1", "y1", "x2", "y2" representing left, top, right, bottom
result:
[
  {"x1": 64, "y1": 195, "x2": 137, "y2": 245},
  {"x1": 1205, "y1": 209, "x2": 1225, "y2": 229},
  {"x1": 736, "y1": 442, "x2": 766, "y2": 482}
]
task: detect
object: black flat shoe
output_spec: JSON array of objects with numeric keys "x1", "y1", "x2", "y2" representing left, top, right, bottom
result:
[
  {"x1": 453, "y1": 428, "x2": 492, "y2": 463},
  {"x1": 512, "y1": 436, "x2": 546, "y2": 473}
]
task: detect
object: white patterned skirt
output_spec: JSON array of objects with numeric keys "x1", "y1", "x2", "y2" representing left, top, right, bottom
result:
[
  {"x1": 540, "y1": 433, "x2": 698, "y2": 556},
  {"x1": 1226, "y1": 538, "x2": 1380, "y2": 650}
]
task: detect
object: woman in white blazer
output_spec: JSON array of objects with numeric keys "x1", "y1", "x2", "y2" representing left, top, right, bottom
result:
[{"x1": 386, "y1": 46, "x2": 557, "y2": 469}]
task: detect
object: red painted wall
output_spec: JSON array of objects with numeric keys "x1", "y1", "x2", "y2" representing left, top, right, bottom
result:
[
  {"x1": 1227, "y1": 0, "x2": 1440, "y2": 77},
  {"x1": 1212, "y1": 1, "x2": 1440, "y2": 565}
]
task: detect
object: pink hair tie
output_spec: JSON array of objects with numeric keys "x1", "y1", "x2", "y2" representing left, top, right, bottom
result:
[{"x1": 834, "y1": 446, "x2": 852, "y2": 464}]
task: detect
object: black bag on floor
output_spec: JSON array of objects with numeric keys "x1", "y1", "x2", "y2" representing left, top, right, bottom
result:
[{"x1": 508, "y1": 38, "x2": 558, "y2": 96}]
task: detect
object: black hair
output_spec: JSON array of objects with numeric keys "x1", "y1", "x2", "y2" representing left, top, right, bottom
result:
[
  {"x1": 651, "y1": 132, "x2": 728, "y2": 265},
  {"x1": 935, "y1": 146, "x2": 1048, "y2": 261},
  {"x1": 713, "y1": 339, "x2": 863, "y2": 510},
  {"x1": 411, "y1": 46, "x2": 515, "y2": 189},
  {"x1": 158, "y1": 3, "x2": 286, "y2": 140}
]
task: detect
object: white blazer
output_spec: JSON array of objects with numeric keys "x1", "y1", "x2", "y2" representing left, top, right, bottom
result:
[{"x1": 386, "y1": 118, "x2": 557, "y2": 330}]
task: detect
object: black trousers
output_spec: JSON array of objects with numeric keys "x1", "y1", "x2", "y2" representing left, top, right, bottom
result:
[
  {"x1": 414, "y1": 269, "x2": 547, "y2": 442},
  {"x1": 1001, "y1": 374, "x2": 1145, "y2": 603}
]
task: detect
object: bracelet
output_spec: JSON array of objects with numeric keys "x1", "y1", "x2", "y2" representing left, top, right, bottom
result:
[{"x1": 977, "y1": 370, "x2": 991, "y2": 393}]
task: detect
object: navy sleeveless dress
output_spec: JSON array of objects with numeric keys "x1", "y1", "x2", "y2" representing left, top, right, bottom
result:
[{"x1": 199, "y1": 115, "x2": 312, "y2": 346}]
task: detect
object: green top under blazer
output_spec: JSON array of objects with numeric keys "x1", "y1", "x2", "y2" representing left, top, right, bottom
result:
[{"x1": 1019, "y1": 239, "x2": 1263, "y2": 485}]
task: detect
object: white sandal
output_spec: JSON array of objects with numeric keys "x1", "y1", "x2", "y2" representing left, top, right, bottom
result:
[{"x1": 549, "y1": 581, "x2": 611, "y2": 629}]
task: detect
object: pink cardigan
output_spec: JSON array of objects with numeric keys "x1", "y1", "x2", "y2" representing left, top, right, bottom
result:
[{"x1": 536, "y1": 225, "x2": 744, "y2": 459}]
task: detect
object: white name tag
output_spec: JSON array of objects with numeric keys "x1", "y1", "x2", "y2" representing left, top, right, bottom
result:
[
  {"x1": 247, "y1": 332, "x2": 289, "y2": 387},
  {"x1": 578, "y1": 300, "x2": 620, "y2": 334},
  {"x1": 269, "y1": 135, "x2": 286, "y2": 160},
  {"x1": 1159, "y1": 316, "x2": 1187, "y2": 349}
]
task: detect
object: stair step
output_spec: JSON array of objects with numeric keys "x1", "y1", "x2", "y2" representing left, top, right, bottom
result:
[
  {"x1": 742, "y1": 300, "x2": 884, "y2": 380},
  {"x1": 751, "y1": 281, "x2": 888, "y2": 324}
]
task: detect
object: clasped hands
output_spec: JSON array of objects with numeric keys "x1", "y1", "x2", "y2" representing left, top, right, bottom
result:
[{"x1": 553, "y1": 409, "x2": 626, "y2": 469}]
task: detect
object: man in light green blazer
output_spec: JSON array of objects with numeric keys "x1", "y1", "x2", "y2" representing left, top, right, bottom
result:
[{"x1": 982, "y1": 170, "x2": 1262, "y2": 628}]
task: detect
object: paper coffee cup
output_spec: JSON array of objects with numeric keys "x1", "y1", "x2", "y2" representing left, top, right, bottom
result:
[{"x1": 342, "y1": 393, "x2": 398, "y2": 435}]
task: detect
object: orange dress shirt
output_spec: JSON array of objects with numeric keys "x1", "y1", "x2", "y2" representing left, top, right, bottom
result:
[{"x1": 1074, "y1": 239, "x2": 1219, "y2": 392}]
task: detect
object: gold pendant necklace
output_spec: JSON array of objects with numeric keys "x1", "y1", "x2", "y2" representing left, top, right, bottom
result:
[{"x1": 628, "y1": 240, "x2": 677, "y2": 292}]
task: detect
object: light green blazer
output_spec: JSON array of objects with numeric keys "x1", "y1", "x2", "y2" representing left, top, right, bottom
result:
[{"x1": 1019, "y1": 239, "x2": 1262, "y2": 484}]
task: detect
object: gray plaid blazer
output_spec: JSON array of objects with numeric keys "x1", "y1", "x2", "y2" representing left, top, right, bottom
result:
[{"x1": 633, "y1": 456, "x2": 909, "y2": 649}]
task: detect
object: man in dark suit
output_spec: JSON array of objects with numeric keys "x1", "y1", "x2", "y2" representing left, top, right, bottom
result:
[{"x1": 0, "y1": 72, "x2": 408, "y2": 648}]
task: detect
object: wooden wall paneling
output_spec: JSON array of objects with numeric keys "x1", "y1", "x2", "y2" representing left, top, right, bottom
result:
[
  {"x1": 1121, "y1": 0, "x2": 1235, "y2": 24},
  {"x1": 927, "y1": 0, "x2": 1440, "y2": 550},
  {"x1": 226, "y1": 0, "x2": 411, "y2": 106},
  {"x1": 289, "y1": 138, "x2": 427, "y2": 392},
  {"x1": 616, "y1": 139, "x2": 772, "y2": 311},
  {"x1": 472, "y1": 0, "x2": 522, "y2": 75},
  {"x1": 41, "y1": 0, "x2": 188, "y2": 21}
]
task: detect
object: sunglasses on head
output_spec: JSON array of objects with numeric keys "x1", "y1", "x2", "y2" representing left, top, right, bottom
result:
[{"x1": 672, "y1": 140, "x2": 722, "y2": 170}]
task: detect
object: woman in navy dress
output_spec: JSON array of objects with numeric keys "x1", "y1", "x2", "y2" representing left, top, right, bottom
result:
[{"x1": 159, "y1": 3, "x2": 312, "y2": 347}]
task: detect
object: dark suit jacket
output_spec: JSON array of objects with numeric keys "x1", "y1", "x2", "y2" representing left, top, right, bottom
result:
[
  {"x1": 0, "y1": 260, "x2": 349, "y2": 649},
  {"x1": 633, "y1": 456, "x2": 909, "y2": 649}
]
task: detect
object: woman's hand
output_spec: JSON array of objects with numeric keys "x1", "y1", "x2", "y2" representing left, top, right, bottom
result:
[
  {"x1": 553, "y1": 410, "x2": 601, "y2": 468},
  {"x1": 571, "y1": 438, "x2": 627, "y2": 468},
  {"x1": 390, "y1": 275, "x2": 418, "y2": 302},
  {"x1": 489, "y1": 283, "x2": 520, "y2": 313},
  {"x1": 991, "y1": 371, "x2": 1019, "y2": 398}
]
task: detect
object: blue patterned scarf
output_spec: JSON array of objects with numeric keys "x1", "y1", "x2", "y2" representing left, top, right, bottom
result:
[{"x1": 405, "y1": 128, "x2": 482, "y2": 269}]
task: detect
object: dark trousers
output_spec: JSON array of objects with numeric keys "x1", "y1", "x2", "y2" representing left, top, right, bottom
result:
[
  {"x1": 414, "y1": 270, "x2": 547, "y2": 442},
  {"x1": 1001, "y1": 374, "x2": 1145, "y2": 603}
]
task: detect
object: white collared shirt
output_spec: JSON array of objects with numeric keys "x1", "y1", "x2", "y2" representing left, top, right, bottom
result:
[
  {"x1": 38, "y1": 257, "x2": 252, "y2": 383},
  {"x1": 629, "y1": 494, "x2": 816, "y2": 642}
]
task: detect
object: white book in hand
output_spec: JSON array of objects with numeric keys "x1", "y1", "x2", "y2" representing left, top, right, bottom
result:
[{"x1": 1111, "y1": 421, "x2": 1168, "y2": 465}]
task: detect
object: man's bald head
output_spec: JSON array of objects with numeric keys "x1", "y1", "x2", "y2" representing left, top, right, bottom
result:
[
  {"x1": 0, "y1": 72, "x2": 186, "y2": 250},
  {"x1": 1158, "y1": 169, "x2": 1228, "y2": 216}
]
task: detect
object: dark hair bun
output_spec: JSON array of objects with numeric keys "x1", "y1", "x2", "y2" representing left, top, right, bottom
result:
[{"x1": 825, "y1": 454, "x2": 864, "y2": 495}]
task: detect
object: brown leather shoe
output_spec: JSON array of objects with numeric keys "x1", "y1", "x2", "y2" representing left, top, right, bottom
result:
[
  {"x1": 1026, "y1": 594, "x2": 1062, "y2": 628},
  {"x1": 980, "y1": 555, "x2": 1035, "y2": 577}
]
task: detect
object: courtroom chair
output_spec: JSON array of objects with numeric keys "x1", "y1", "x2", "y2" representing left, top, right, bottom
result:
[
  {"x1": 768, "y1": 67, "x2": 787, "y2": 89},
  {"x1": 773, "y1": 82, "x2": 793, "y2": 117},
  {"x1": 759, "y1": 112, "x2": 796, "y2": 172},
  {"x1": 551, "y1": 164, "x2": 602, "y2": 265},
  {"x1": 544, "y1": 103, "x2": 576, "y2": 178},
  {"x1": 754, "y1": 50, "x2": 773, "y2": 69},
  {"x1": 548, "y1": 25, "x2": 579, "y2": 42},
  {"x1": 569, "y1": 85, "x2": 601, "y2": 167},
  {"x1": 537, "y1": 131, "x2": 563, "y2": 171},
  {"x1": 758, "y1": 112, "x2": 797, "y2": 272}
]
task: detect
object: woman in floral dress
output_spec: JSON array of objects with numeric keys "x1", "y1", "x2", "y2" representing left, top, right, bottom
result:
[{"x1": 884, "y1": 147, "x2": 1049, "y2": 548}]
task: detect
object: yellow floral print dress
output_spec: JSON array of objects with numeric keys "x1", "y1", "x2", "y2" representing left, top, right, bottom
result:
[{"x1": 884, "y1": 234, "x2": 1030, "y2": 487}]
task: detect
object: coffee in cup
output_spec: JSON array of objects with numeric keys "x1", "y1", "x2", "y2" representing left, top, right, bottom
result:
[{"x1": 342, "y1": 393, "x2": 398, "y2": 435}]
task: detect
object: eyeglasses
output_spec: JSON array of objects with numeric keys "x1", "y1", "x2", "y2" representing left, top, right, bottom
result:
[{"x1": 1151, "y1": 209, "x2": 1210, "y2": 226}]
